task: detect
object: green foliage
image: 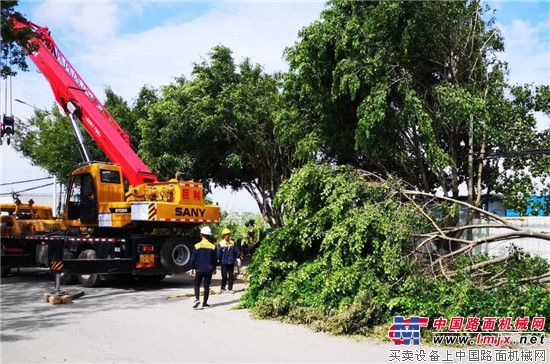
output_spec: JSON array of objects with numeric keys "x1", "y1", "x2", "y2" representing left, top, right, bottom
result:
[
  {"x1": 211, "y1": 210, "x2": 267, "y2": 243},
  {"x1": 283, "y1": 0, "x2": 550, "y2": 212},
  {"x1": 241, "y1": 164, "x2": 550, "y2": 336},
  {"x1": 12, "y1": 105, "x2": 105, "y2": 185},
  {"x1": 241, "y1": 163, "x2": 426, "y2": 317},
  {"x1": 1, "y1": 1, "x2": 36, "y2": 78},
  {"x1": 138, "y1": 45, "x2": 307, "y2": 226},
  {"x1": 494, "y1": 85, "x2": 550, "y2": 215},
  {"x1": 390, "y1": 247, "x2": 550, "y2": 331},
  {"x1": 103, "y1": 87, "x2": 140, "y2": 151}
]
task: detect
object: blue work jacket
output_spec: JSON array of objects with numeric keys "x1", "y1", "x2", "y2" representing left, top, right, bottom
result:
[
  {"x1": 217, "y1": 239, "x2": 239, "y2": 265},
  {"x1": 190, "y1": 238, "x2": 217, "y2": 272}
]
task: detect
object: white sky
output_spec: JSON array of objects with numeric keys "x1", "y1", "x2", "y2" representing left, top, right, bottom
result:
[{"x1": 0, "y1": 1, "x2": 549, "y2": 211}]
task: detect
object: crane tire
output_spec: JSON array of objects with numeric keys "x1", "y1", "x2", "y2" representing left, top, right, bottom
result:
[
  {"x1": 77, "y1": 249, "x2": 101, "y2": 287},
  {"x1": 1, "y1": 263, "x2": 12, "y2": 277},
  {"x1": 159, "y1": 237, "x2": 195, "y2": 274},
  {"x1": 59, "y1": 249, "x2": 78, "y2": 285}
]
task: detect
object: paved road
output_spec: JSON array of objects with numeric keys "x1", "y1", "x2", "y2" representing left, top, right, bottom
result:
[
  {"x1": 1, "y1": 268, "x2": 548, "y2": 363},
  {"x1": 1, "y1": 268, "x2": 391, "y2": 363}
]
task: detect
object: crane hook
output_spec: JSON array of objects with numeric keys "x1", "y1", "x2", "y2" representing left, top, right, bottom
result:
[{"x1": 1, "y1": 115, "x2": 15, "y2": 145}]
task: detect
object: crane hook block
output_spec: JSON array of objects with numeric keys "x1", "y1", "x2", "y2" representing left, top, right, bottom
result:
[{"x1": 1, "y1": 115, "x2": 15, "y2": 137}]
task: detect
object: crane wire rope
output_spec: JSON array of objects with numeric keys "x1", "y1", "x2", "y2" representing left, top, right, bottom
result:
[
  {"x1": 9, "y1": 63, "x2": 13, "y2": 114},
  {"x1": 2, "y1": 73, "x2": 6, "y2": 114},
  {"x1": 2, "y1": 44, "x2": 13, "y2": 115}
]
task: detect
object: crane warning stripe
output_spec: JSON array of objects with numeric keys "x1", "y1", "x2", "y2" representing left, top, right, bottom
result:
[
  {"x1": 158, "y1": 218, "x2": 214, "y2": 222},
  {"x1": 69, "y1": 237, "x2": 122, "y2": 242},
  {"x1": 9, "y1": 236, "x2": 125, "y2": 243},
  {"x1": 50, "y1": 261, "x2": 63, "y2": 271},
  {"x1": 22, "y1": 236, "x2": 62, "y2": 241},
  {"x1": 148, "y1": 203, "x2": 157, "y2": 221},
  {"x1": 3, "y1": 247, "x2": 24, "y2": 253},
  {"x1": 180, "y1": 183, "x2": 197, "y2": 188}
]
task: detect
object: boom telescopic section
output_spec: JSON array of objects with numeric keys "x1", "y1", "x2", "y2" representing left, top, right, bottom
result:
[
  {"x1": 11, "y1": 17, "x2": 158, "y2": 187},
  {"x1": 5, "y1": 16, "x2": 220, "y2": 287}
]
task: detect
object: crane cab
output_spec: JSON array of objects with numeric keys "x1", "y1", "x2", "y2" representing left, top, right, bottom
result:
[
  {"x1": 65, "y1": 163, "x2": 125, "y2": 227},
  {"x1": 64, "y1": 162, "x2": 221, "y2": 230}
]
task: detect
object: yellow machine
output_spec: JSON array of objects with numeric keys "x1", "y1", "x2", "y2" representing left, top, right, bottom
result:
[
  {"x1": 6, "y1": 17, "x2": 221, "y2": 287},
  {"x1": 1, "y1": 198, "x2": 66, "y2": 277},
  {"x1": 65, "y1": 163, "x2": 220, "y2": 229}
]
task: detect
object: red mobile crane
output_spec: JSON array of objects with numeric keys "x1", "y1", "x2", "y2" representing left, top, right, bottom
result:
[
  {"x1": 12, "y1": 17, "x2": 155, "y2": 187},
  {"x1": 2, "y1": 16, "x2": 221, "y2": 287}
]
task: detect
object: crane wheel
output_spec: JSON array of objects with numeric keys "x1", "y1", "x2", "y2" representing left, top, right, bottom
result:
[
  {"x1": 77, "y1": 249, "x2": 101, "y2": 287},
  {"x1": 159, "y1": 237, "x2": 196, "y2": 274},
  {"x1": 1, "y1": 263, "x2": 12, "y2": 277}
]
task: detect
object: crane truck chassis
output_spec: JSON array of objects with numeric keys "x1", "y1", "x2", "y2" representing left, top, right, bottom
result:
[
  {"x1": 1, "y1": 167, "x2": 218, "y2": 287},
  {"x1": 2, "y1": 16, "x2": 221, "y2": 287},
  {"x1": 1, "y1": 198, "x2": 65, "y2": 277}
]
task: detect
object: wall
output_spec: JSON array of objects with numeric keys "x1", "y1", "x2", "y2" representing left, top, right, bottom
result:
[{"x1": 472, "y1": 216, "x2": 550, "y2": 261}]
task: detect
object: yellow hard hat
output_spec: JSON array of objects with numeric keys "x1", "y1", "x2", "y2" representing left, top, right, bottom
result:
[{"x1": 222, "y1": 228, "x2": 231, "y2": 235}]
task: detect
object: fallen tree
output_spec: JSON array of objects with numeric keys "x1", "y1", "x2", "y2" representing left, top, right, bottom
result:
[
  {"x1": 356, "y1": 168, "x2": 550, "y2": 287},
  {"x1": 403, "y1": 188, "x2": 550, "y2": 288},
  {"x1": 240, "y1": 163, "x2": 550, "y2": 335}
]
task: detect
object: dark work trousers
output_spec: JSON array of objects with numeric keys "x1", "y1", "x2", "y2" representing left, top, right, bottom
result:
[
  {"x1": 194, "y1": 271, "x2": 213, "y2": 303},
  {"x1": 221, "y1": 264, "x2": 235, "y2": 290}
]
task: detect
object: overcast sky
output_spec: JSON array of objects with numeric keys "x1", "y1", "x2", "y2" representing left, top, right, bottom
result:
[{"x1": 1, "y1": 1, "x2": 549, "y2": 212}]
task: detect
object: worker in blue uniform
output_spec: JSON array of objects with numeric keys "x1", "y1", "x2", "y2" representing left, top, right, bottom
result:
[{"x1": 190, "y1": 226, "x2": 217, "y2": 309}]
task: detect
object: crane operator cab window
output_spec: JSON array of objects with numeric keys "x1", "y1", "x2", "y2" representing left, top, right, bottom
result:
[{"x1": 67, "y1": 173, "x2": 98, "y2": 224}]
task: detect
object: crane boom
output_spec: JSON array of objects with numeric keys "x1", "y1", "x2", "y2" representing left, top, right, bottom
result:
[
  {"x1": 12, "y1": 17, "x2": 158, "y2": 186},
  {"x1": 5, "y1": 16, "x2": 221, "y2": 287}
]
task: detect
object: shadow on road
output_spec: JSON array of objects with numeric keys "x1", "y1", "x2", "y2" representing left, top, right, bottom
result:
[
  {"x1": 1, "y1": 260, "x2": 252, "y2": 343},
  {"x1": 0, "y1": 268, "x2": 239, "y2": 342}
]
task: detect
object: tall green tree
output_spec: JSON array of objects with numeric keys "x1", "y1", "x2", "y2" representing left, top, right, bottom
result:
[
  {"x1": 139, "y1": 46, "x2": 305, "y2": 227},
  {"x1": 103, "y1": 86, "x2": 134, "y2": 145},
  {"x1": 103, "y1": 85, "x2": 159, "y2": 151},
  {"x1": 1, "y1": 1, "x2": 35, "y2": 78},
  {"x1": 13, "y1": 104, "x2": 105, "y2": 185},
  {"x1": 493, "y1": 85, "x2": 550, "y2": 214},
  {"x1": 13, "y1": 85, "x2": 161, "y2": 189},
  {"x1": 284, "y1": 0, "x2": 550, "y2": 212}
]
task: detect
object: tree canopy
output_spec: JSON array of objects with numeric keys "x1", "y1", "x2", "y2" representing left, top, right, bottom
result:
[
  {"x1": 1, "y1": 1, "x2": 35, "y2": 78},
  {"x1": 284, "y1": 0, "x2": 550, "y2": 212},
  {"x1": 13, "y1": 104, "x2": 105, "y2": 185},
  {"x1": 5, "y1": 0, "x2": 550, "y2": 223},
  {"x1": 138, "y1": 46, "x2": 305, "y2": 227}
]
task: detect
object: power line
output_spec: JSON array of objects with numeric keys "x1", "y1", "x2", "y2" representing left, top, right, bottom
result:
[
  {"x1": 0, "y1": 176, "x2": 53, "y2": 186},
  {"x1": 0, "y1": 182, "x2": 54, "y2": 196},
  {"x1": 478, "y1": 149, "x2": 550, "y2": 160}
]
